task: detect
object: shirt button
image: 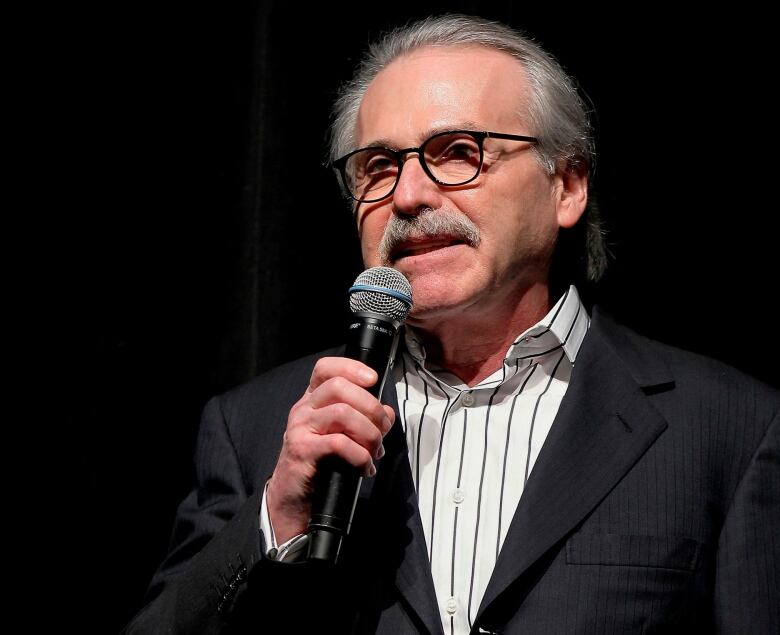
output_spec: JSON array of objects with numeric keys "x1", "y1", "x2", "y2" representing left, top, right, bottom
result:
[
  {"x1": 452, "y1": 488, "x2": 465, "y2": 504},
  {"x1": 462, "y1": 392, "x2": 474, "y2": 407},
  {"x1": 445, "y1": 597, "x2": 458, "y2": 614}
]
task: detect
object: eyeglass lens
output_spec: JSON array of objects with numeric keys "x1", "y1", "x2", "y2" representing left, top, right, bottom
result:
[{"x1": 344, "y1": 132, "x2": 483, "y2": 202}]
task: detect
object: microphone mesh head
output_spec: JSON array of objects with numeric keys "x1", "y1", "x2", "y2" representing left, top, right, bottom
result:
[{"x1": 349, "y1": 266, "x2": 413, "y2": 322}]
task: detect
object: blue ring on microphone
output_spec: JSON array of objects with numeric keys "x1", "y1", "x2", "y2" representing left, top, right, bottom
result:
[{"x1": 349, "y1": 284, "x2": 412, "y2": 306}]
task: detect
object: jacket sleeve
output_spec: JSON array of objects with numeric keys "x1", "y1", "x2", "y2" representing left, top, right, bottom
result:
[
  {"x1": 123, "y1": 368, "x2": 351, "y2": 634},
  {"x1": 122, "y1": 394, "x2": 266, "y2": 633},
  {"x1": 714, "y1": 409, "x2": 780, "y2": 634}
]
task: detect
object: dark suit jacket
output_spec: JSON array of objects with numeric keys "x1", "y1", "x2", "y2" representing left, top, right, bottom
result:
[{"x1": 124, "y1": 309, "x2": 779, "y2": 634}]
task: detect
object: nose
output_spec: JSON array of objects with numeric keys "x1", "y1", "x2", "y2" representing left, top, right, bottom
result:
[{"x1": 391, "y1": 151, "x2": 444, "y2": 217}]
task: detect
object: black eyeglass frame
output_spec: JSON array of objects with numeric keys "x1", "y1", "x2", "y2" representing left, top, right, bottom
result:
[{"x1": 332, "y1": 130, "x2": 540, "y2": 204}]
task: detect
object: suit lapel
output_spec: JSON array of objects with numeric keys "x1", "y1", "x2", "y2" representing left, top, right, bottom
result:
[
  {"x1": 477, "y1": 311, "x2": 673, "y2": 621},
  {"x1": 361, "y1": 377, "x2": 444, "y2": 635}
]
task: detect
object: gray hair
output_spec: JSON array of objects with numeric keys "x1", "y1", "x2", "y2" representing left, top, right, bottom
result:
[{"x1": 329, "y1": 14, "x2": 607, "y2": 283}]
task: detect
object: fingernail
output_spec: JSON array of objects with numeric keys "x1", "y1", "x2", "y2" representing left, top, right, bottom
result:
[
  {"x1": 378, "y1": 444, "x2": 385, "y2": 459},
  {"x1": 360, "y1": 369, "x2": 376, "y2": 383},
  {"x1": 369, "y1": 463, "x2": 377, "y2": 477}
]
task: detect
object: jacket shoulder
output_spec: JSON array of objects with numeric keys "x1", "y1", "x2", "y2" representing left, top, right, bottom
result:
[
  {"x1": 591, "y1": 306, "x2": 780, "y2": 414},
  {"x1": 202, "y1": 347, "x2": 344, "y2": 483},
  {"x1": 219, "y1": 346, "x2": 343, "y2": 411}
]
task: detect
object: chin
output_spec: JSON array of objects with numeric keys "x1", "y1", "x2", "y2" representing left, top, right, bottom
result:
[
  {"x1": 405, "y1": 293, "x2": 472, "y2": 325},
  {"x1": 405, "y1": 266, "x2": 472, "y2": 305}
]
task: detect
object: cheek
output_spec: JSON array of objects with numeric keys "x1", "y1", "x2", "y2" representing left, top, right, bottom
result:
[
  {"x1": 484, "y1": 184, "x2": 558, "y2": 256},
  {"x1": 357, "y1": 206, "x2": 391, "y2": 264},
  {"x1": 499, "y1": 176, "x2": 556, "y2": 229},
  {"x1": 360, "y1": 239, "x2": 379, "y2": 267}
]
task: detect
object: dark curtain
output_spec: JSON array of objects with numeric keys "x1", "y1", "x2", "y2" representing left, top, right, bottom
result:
[{"x1": 74, "y1": 4, "x2": 776, "y2": 632}]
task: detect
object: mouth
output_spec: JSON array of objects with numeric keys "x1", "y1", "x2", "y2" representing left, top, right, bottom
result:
[{"x1": 392, "y1": 236, "x2": 466, "y2": 261}]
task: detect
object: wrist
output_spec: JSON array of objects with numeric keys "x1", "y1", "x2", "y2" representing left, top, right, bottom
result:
[{"x1": 266, "y1": 476, "x2": 309, "y2": 545}]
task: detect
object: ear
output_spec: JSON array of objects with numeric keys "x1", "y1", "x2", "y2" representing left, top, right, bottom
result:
[{"x1": 554, "y1": 165, "x2": 588, "y2": 229}]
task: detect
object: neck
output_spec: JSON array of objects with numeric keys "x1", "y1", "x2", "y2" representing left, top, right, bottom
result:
[{"x1": 408, "y1": 283, "x2": 553, "y2": 386}]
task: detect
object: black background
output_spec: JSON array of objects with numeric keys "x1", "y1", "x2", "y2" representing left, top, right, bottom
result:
[{"x1": 59, "y1": 4, "x2": 777, "y2": 632}]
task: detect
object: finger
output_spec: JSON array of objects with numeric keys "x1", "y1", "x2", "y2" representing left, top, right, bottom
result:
[
  {"x1": 306, "y1": 402, "x2": 386, "y2": 459},
  {"x1": 284, "y1": 425, "x2": 377, "y2": 477},
  {"x1": 322, "y1": 433, "x2": 377, "y2": 477},
  {"x1": 307, "y1": 376, "x2": 390, "y2": 430},
  {"x1": 308, "y1": 357, "x2": 378, "y2": 393},
  {"x1": 382, "y1": 405, "x2": 396, "y2": 432}
]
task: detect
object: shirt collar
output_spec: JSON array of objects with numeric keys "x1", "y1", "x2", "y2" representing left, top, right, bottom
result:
[{"x1": 403, "y1": 285, "x2": 589, "y2": 366}]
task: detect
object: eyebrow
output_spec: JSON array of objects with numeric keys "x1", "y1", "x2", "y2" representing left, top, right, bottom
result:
[{"x1": 361, "y1": 120, "x2": 485, "y2": 150}]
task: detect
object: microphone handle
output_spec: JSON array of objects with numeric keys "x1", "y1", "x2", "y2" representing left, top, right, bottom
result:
[{"x1": 306, "y1": 312, "x2": 400, "y2": 563}]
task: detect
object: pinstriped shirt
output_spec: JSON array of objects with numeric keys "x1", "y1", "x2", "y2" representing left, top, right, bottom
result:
[{"x1": 394, "y1": 285, "x2": 589, "y2": 635}]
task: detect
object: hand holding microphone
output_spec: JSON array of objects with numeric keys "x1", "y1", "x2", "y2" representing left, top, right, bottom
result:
[{"x1": 265, "y1": 267, "x2": 412, "y2": 563}]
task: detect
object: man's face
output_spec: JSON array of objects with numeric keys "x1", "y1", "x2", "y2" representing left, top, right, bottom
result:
[{"x1": 353, "y1": 45, "x2": 586, "y2": 325}]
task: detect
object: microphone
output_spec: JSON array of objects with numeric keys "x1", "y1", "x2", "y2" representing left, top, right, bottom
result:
[{"x1": 307, "y1": 266, "x2": 413, "y2": 564}]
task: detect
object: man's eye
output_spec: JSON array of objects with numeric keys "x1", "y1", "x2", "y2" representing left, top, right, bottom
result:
[
  {"x1": 445, "y1": 143, "x2": 478, "y2": 159},
  {"x1": 439, "y1": 140, "x2": 479, "y2": 161},
  {"x1": 365, "y1": 155, "x2": 396, "y2": 175}
]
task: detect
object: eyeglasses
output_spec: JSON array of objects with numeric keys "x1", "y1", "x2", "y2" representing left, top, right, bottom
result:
[{"x1": 332, "y1": 130, "x2": 539, "y2": 204}]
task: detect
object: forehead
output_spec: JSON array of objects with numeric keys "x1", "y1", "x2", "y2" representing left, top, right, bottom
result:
[{"x1": 356, "y1": 45, "x2": 529, "y2": 147}]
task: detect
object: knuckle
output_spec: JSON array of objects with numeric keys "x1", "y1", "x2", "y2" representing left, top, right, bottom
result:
[
  {"x1": 328, "y1": 433, "x2": 348, "y2": 456},
  {"x1": 286, "y1": 404, "x2": 304, "y2": 426},
  {"x1": 369, "y1": 426, "x2": 382, "y2": 447},
  {"x1": 310, "y1": 358, "x2": 332, "y2": 384},
  {"x1": 281, "y1": 428, "x2": 307, "y2": 456},
  {"x1": 329, "y1": 375, "x2": 351, "y2": 393},
  {"x1": 287, "y1": 405, "x2": 314, "y2": 434},
  {"x1": 373, "y1": 402, "x2": 387, "y2": 423},
  {"x1": 330, "y1": 401, "x2": 351, "y2": 420}
]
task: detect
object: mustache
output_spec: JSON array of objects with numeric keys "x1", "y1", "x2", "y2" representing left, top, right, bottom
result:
[{"x1": 379, "y1": 208, "x2": 481, "y2": 264}]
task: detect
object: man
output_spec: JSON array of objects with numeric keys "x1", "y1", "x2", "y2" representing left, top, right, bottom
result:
[{"x1": 124, "y1": 15, "x2": 779, "y2": 634}]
